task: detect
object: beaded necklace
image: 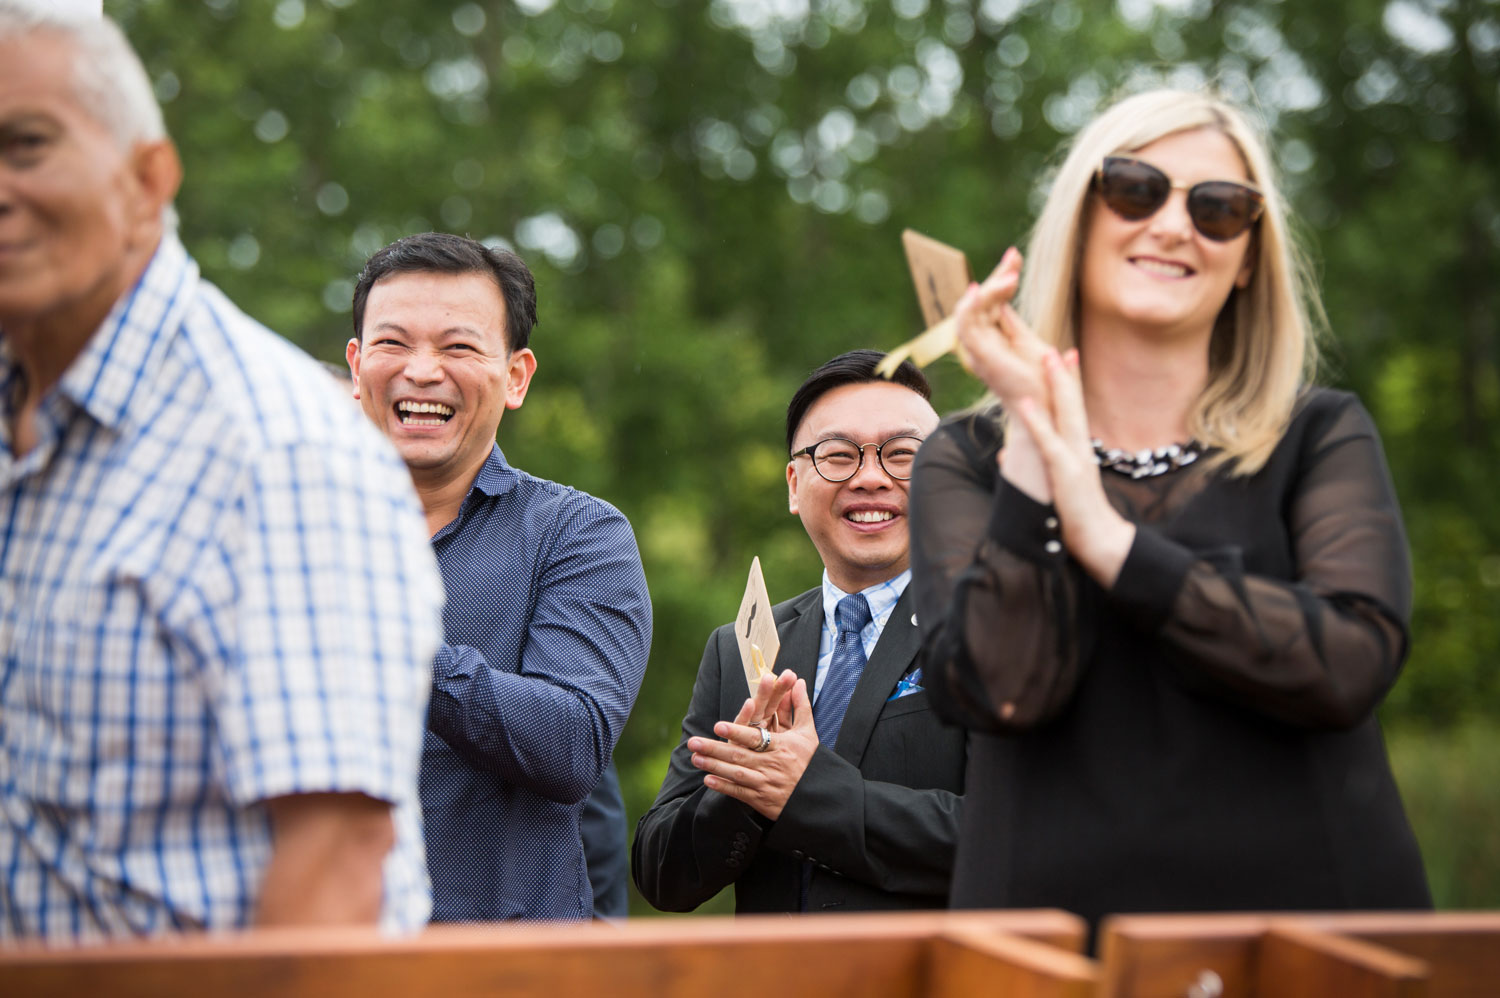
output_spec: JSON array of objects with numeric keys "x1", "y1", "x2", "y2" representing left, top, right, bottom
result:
[{"x1": 1092, "y1": 439, "x2": 1203, "y2": 479}]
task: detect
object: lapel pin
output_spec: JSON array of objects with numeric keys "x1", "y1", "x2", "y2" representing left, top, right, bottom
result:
[{"x1": 910, "y1": 614, "x2": 918, "y2": 626}]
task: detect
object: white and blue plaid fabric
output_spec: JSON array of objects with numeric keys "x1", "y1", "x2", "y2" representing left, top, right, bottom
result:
[
  {"x1": 814, "y1": 569, "x2": 909, "y2": 703},
  {"x1": 0, "y1": 236, "x2": 442, "y2": 942}
]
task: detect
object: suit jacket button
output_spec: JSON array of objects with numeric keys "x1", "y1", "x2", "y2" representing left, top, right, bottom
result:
[
  {"x1": 734, "y1": 832, "x2": 749, "y2": 846},
  {"x1": 791, "y1": 850, "x2": 805, "y2": 860}
]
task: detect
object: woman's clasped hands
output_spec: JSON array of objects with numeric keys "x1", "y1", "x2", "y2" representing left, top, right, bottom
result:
[{"x1": 954, "y1": 249, "x2": 1137, "y2": 588}]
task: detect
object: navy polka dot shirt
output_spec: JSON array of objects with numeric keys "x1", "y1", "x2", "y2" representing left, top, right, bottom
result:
[{"x1": 422, "y1": 445, "x2": 651, "y2": 921}]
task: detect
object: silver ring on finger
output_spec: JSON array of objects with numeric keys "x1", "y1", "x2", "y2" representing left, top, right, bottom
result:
[{"x1": 752, "y1": 727, "x2": 773, "y2": 753}]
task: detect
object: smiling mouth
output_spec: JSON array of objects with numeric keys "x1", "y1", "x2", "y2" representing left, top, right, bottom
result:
[
  {"x1": 1131, "y1": 258, "x2": 1194, "y2": 278},
  {"x1": 396, "y1": 401, "x2": 455, "y2": 426},
  {"x1": 846, "y1": 510, "x2": 896, "y2": 524}
]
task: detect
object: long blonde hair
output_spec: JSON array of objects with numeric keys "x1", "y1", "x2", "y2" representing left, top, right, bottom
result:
[{"x1": 1016, "y1": 88, "x2": 1321, "y2": 475}]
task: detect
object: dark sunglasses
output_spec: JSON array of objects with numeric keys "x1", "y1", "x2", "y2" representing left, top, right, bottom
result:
[{"x1": 1092, "y1": 155, "x2": 1265, "y2": 242}]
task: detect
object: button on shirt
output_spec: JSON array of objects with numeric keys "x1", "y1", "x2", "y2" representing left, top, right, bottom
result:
[
  {"x1": 814, "y1": 570, "x2": 910, "y2": 704},
  {"x1": 0, "y1": 236, "x2": 443, "y2": 941},
  {"x1": 423, "y1": 445, "x2": 651, "y2": 921}
]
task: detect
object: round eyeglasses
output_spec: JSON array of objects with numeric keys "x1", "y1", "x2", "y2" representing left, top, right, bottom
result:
[{"x1": 790, "y1": 435, "x2": 924, "y2": 483}]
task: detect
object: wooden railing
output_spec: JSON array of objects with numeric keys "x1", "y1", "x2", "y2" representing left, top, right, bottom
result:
[
  {"x1": 4, "y1": 909, "x2": 1497, "y2": 997},
  {"x1": 0, "y1": 910, "x2": 1092, "y2": 998}
]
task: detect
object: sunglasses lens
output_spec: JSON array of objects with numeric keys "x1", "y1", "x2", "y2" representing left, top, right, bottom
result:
[
  {"x1": 1187, "y1": 182, "x2": 1262, "y2": 241},
  {"x1": 1097, "y1": 158, "x2": 1169, "y2": 221},
  {"x1": 1099, "y1": 157, "x2": 1264, "y2": 242}
]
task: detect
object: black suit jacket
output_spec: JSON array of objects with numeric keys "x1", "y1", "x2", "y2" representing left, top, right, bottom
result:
[{"x1": 632, "y1": 585, "x2": 966, "y2": 913}]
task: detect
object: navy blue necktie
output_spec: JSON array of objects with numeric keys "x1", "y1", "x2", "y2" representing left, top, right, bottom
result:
[{"x1": 814, "y1": 594, "x2": 872, "y2": 750}]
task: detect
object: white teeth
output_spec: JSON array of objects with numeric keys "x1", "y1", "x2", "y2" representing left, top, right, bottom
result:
[
  {"x1": 396, "y1": 401, "x2": 455, "y2": 423},
  {"x1": 847, "y1": 510, "x2": 894, "y2": 523},
  {"x1": 1134, "y1": 258, "x2": 1190, "y2": 278}
]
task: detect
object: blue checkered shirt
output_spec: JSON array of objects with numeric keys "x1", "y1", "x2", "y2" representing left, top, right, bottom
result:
[
  {"x1": 814, "y1": 569, "x2": 910, "y2": 704},
  {"x1": 423, "y1": 445, "x2": 651, "y2": 921},
  {"x1": 0, "y1": 236, "x2": 442, "y2": 942}
]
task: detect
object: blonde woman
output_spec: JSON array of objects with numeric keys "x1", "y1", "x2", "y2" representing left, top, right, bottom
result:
[{"x1": 908, "y1": 89, "x2": 1430, "y2": 925}]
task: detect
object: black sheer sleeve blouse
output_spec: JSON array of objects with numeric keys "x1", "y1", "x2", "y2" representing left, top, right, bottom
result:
[{"x1": 909, "y1": 387, "x2": 1430, "y2": 921}]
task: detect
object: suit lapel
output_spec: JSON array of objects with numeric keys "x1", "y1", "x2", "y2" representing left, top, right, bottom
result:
[
  {"x1": 774, "y1": 589, "x2": 823, "y2": 694},
  {"x1": 830, "y1": 586, "x2": 920, "y2": 767}
]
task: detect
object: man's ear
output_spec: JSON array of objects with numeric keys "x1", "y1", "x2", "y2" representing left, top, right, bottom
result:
[
  {"x1": 345, "y1": 338, "x2": 362, "y2": 400},
  {"x1": 786, "y1": 460, "x2": 800, "y2": 515},
  {"x1": 127, "y1": 139, "x2": 182, "y2": 231},
  {"x1": 504, "y1": 347, "x2": 538, "y2": 410}
]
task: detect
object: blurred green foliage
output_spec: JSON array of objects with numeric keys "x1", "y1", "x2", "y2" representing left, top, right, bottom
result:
[
  {"x1": 108, "y1": 0, "x2": 1500, "y2": 910},
  {"x1": 1389, "y1": 721, "x2": 1500, "y2": 908}
]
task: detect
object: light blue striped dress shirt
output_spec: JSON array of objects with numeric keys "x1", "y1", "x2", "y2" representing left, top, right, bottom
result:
[
  {"x1": 814, "y1": 569, "x2": 911, "y2": 703},
  {"x1": 0, "y1": 236, "x2": 443, "y2": 941}
]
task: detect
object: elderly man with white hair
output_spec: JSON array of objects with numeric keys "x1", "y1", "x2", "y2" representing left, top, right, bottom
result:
[{"x1": 0, "y1": 3, "x2": 443, "y2": 941}]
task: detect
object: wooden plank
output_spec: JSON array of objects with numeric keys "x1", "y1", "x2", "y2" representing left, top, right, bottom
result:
[
  {"x1": 1259, "y1": 924, "x2": 1429, "y2": 998},
  {"x1": 6, "y1": 927, "x2": 919, "y2": 998},
  {"x1": 927, "y1": 929, "x2": 1097, "y2": 998},
  {"x1": 1098, "y1": 912, "x2": 1500, "y2": 998},
  {"x1": 0, "y1": 909, "x2": 1087, "y2": 998},
  {"x1": 1097, "y1": 914, "x2": 1267, "y2": 998},
  {"x1": 927, "y1": 909, "x2": 1089, "y2": 953},
  {"x1": 1286, "y1": 912, "x2": 1500, "y2": 998}
]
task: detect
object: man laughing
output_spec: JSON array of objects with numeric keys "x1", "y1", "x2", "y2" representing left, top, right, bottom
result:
[{"x1": 347, "y1": 232, "x2": 651, "y2": 921}]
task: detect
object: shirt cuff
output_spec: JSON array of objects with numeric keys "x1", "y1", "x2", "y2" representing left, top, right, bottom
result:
[
  {"x1": 986, "y1": 476, "x2": 1065, "y2": 562},
  {"x1": 1108, "y1": 524, "x2": 1197, "y2": 632},
  {"x1": 427, "y1": 644, "x2": 468, "y2": 736}
]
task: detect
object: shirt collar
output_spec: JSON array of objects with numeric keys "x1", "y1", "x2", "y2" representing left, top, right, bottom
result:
[
  {"x1": 820, "y1": 568, "x2": 910, "y2": 635},
  {"x1": 54, "y1": 234, "x2": 197, "y2": 433},
  {"x1": 470, "y1": 443, "x2": 520, "y2": 498},
  {"x1": 429, "y1": 444, "x2": 521, "y2": 545}
]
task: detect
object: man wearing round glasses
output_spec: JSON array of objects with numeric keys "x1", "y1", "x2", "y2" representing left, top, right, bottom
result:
[{"x1": 635, "y1": 350, "x2": 966, "y2": 915}]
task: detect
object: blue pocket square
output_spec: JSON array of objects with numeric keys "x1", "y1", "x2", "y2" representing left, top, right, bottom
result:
[{"x1": 888, "y1": 667, "x2": 924, "y2": 700}]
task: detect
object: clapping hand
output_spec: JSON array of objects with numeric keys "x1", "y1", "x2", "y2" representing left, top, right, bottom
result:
[
  {"x1": 688, "y1": 674, "x2": 818, "y2": 822},
  {"x1": 735, "y1": 670, "x2": 796, "y2": 731},
  {"x1": 1012, "y1": 349, "x2": 1136, "y2": 588},
  {"x1": 958, "y1": 251, "x2": 1136, "y2": 584},
  {"x1": 955, "y1": 247, "x2": 1054, "y2": 413},
  {"x1": 953, "y1": 248, "x2": 1057, "y2": 503}
]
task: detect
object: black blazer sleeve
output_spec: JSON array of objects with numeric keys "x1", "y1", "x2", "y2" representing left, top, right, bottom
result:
[
  {"x1": 632, "y1": 623, "x2": 771, "y2": 912},
  {"x1": 766, "y1": 739, "x2": 962, "y2": 898}
]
